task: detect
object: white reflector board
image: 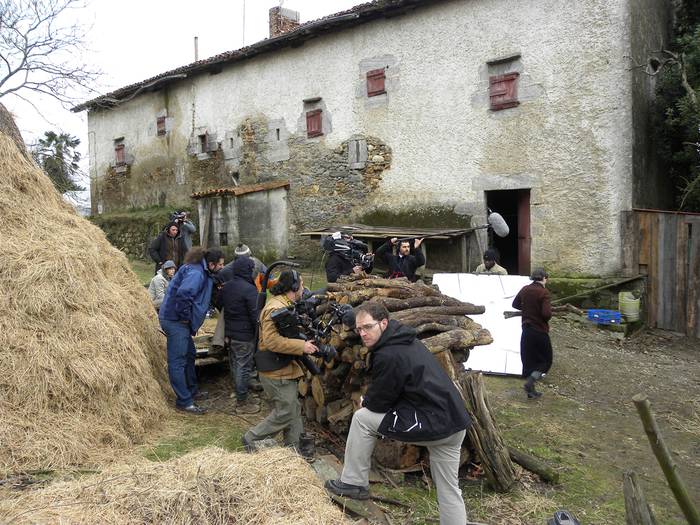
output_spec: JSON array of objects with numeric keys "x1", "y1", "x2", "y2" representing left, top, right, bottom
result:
[{"x1": 432, "y1": 273, "x2": 532, "y2": 376}]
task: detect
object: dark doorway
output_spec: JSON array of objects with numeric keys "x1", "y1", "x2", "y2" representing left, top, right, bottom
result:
[{"x1": 485, "y1": 189, "x2": 531, "y2": 275}]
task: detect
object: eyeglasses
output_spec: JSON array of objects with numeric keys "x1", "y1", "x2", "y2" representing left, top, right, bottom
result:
[{"x1": 355, "y1": 322, "x2": 380, "y2": 334}]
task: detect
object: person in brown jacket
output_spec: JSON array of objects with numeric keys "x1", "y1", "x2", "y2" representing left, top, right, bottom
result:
[
  {"x1": 512, "y1": 268, "x2": 552, "y2": 399},
  {"x1": 242, "y1": 270, "x2": 318, "y2": 453}
]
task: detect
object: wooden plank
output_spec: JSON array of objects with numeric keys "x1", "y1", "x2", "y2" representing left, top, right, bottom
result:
[
  {"x1": 621, "y1": 211, "x2": 639, "y2": 277},
  {"x1": 647, "y1": 213, "x2": 659, "y2": 328},
  {"x1": 687, "y1": 219, "x2": 700, "y2": 338},
  {"x1": 660, "y1": 215, "x2": 676, "y2": 330},
  {"x1": 638, "y1": 212, "x2": 652, "y2": 267},
  {"x1": 674, "y1": 217, "x2": 689, "y2": 333}
]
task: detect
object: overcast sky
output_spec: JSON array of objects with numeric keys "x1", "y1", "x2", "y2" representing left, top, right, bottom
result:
[{"x1": 5, "y1": 0, "x2": 364, "y2": 169}]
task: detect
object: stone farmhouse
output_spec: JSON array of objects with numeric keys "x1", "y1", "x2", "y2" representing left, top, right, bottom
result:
[{"x1": 74, "y1": 0, "x2": 672, "y2": 276}]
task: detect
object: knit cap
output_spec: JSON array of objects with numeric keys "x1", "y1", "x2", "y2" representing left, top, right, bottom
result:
[{"x1": 234, "y1": 243, "x2": 251, "y2": 257}]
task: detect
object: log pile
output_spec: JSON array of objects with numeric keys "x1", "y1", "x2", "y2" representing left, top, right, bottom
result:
[{"x1": 299, "y1": 274, "x2": 494, "y2": 470}]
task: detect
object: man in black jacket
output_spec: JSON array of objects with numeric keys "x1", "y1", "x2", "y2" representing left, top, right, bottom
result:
[
  {"x1": 149, "y1": 222, "x2": 186, "y2": 274},
  {"x1": 215, "y1": 257, "x2": 260, "y2": 414},
  {"x1": 325, "y1": 302, "x2": 470, "y2": 525},
  {"x1": 375, "y1": 237, "x2": 425, "y2": 282}
]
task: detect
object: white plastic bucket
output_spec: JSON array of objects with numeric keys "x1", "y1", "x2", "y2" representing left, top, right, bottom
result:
[{"x1": 619, "y1": 292, "x2": 640, "y2": 322}]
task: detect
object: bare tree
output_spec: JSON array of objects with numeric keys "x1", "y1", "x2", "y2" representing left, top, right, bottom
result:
[{"x1": 0, "y1": 0, "x2": 100, "y2": 109}]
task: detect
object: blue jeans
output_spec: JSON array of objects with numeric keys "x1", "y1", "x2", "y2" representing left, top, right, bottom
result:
[
  {"x1": 228, "y1": 339, "x2": 255, "y2": 401},
  {"x1": 160, "y1": 318, "x2": 199, "y2": 407}
]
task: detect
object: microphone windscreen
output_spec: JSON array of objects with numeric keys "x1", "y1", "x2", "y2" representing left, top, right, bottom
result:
[{"x1": 488, "y1": 212, "x2": 510, "y2": 238}]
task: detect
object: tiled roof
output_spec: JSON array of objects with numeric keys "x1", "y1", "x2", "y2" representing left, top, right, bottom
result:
[
  {"x1": 191, "y1": 180, "x2": 290, "y2": 199},
  {"x1": 72, "y1": 0, "x2": 438, "y2": 112}
]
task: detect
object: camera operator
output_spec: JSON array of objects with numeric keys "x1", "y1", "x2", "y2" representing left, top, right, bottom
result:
[
  {"x1": 324, "y1": 232, "x2": 373, "y2": 283},
  {"x1": 242, "y1": 270, "x2": 316, "y2": 456},
  {"x1": 375, "y1": 237, "x2": 425, "y2": 282},
  {"x1": 170, "y1": 210, "x2": 196, "y2": 252}
]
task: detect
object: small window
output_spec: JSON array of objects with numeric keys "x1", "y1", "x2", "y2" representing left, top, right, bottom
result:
[
  {"x1": 276, "y1": 128, "x2": 280, "y2": 141},
  {"x1": 489, "y1": 72, "x2": 519, "y2": 111},
  {"x1": 219, "y1": 232, "x2": 228, "y2": 246},
  {"x1": 229, "y1": 137, "x2": 234, "y2": 149},
  {"x1": 198, "y1": 134, "x2": 207, "y2": 153},
  {"x1": 156, "y1": 116, "x2": 167, "y2": 136},
  {"x1": 367, "y1": 68, "x2": 386, "y2": 97},
  {"x1": 114, "y1": 143, "x2": 125, "y2": 165},
  {"x1": 306, "y1": 109, "x2": 323, "y2": 138}
]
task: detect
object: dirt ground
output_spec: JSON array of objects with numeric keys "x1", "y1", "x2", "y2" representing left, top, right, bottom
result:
[{"x1": 482, "y1": 317, "x2": 700, "y2": 524}]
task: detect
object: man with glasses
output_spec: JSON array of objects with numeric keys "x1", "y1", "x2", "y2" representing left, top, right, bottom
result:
[{"x1": 325, "y1": 302, "x2": 471, "y2": 525}]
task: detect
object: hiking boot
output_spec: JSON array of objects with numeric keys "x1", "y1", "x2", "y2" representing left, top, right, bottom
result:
[
  {"x1": 235, "y1": 399, "x2": 260, "y2": 414},
  {"x1": 298, "y1": 432, "x2": 315, "y2": 460},
  {"x1": 324, "y1": 479, "x2": 370, "y2": 500},
  {"x1": 523, "y1": 383, "x2": 543, "y2": 399},
  {"x1": 241, "y1": 433, "x2": 254, "y2": 453},
  {"x1": 176, "y1": 404, "x2": 207, "y2": 415},
  {"x1": 193, "y1": 391, "x2": 209, "y2": 401}
]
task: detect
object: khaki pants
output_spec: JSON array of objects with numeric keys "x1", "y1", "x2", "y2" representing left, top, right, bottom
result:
[
  {"x1": 341, "y1": 407, "x2": 467, "y2": 525},
  {"x1": 212, "y1": 310, "x2": 226, "y2": 347},
  {"x1": 244, "y1": 376, "x2": 302, "y2": 447}
]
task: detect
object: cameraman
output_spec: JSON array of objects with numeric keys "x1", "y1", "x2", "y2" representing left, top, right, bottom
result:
[
  {"x1": 170, "y1": 210, "x2": 196, "y2": 252},
  {"x1": 242, "y1": 270, "x2": 317, "y2": 453},
  {"x1": 324, "y1": 232, "x2": 373, "y2": 283}
]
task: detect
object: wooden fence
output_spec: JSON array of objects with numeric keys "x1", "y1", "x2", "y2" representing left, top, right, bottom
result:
[{"x1": 623, "y1": 209, "x2": 700, "y2": 338}]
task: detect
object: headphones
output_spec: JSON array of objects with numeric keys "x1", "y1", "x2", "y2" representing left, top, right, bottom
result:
[{"x1": 290, "y1": 270, "x2": 301, "y2": 292}]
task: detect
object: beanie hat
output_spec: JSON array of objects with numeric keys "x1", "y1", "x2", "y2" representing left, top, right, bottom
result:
[
  {"x1": 234, "y1": 243, "x2": 251, "y2": 258},
  {"x1": 162, "y1": 260, "x2": 176, "y2": 270},
  {"x1": 483, "y1": 248, "x2": 497, "y2": 261}
]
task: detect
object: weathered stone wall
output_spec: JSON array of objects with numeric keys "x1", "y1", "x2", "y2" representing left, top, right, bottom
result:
[{"x1": 85, "y1": 0, "x2": 671, "y2": 275}]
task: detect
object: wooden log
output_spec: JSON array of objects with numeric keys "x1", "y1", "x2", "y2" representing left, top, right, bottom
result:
[
  {"x1": 373, "y1": 439, "x2": 422, "y2": 470},
  {"x1": 458, "y1": 373, "x2": 516, "y2": 492},
  {"x1": 623, "y1": 470, "x2": 658, "y2": 525},
  {"x1": 311, "y1": 375, "x2": 325, "y2": 407},
  {"x1": 508, "y1": 447, "x2": 560, "y2": 484},
  {"x1": 327, "y1": 401, "x2": 354, "y2": 425},
  {"x1": 422, "y1": 329, "x2": 493, "y2": 354},
  {"x1": 393, "y1": 305, "x2": 486, "y2": 318},
  {"x1": 370, "y1": 295, "x2": 464, "y2": 312},
  {"x1": 413, "y1": 323, "x2": 456, "y2": 336},
  {"x1": 632, "y1": 394, "x2": 700, "y2": 524},
  {"x1": 303, "y1": 395, "x2": 317, "y2": 420},
  {"x1": 298, "y1": 378, "x2": 309, "y2": 397},
  {"x1": 432, "y1": 348, "x2": 458, "y2": 381}
]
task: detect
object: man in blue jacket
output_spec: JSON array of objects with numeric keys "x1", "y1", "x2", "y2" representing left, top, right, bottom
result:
[
  {"x1": 159, "y1": 247, "x2": 224, "y2": 414},
  {"x1": 325, "y1": 302, "x2": 471, "y2": 525}
]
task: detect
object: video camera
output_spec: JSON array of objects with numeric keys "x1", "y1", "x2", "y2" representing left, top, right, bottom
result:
[
  {"x1": 170, "y1": 211, "x2": 187, "y2": 223},
  {"x1": 269, "y1": 295, "x2": 355, "y2": 375},
  {"x1": 322, "y1": 232, "x2": 374, "y2": 271}
]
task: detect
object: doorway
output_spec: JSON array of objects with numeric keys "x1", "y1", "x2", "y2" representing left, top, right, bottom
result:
[{"x1": 485, "y1": 189, "x2": 531, "y2": 275}]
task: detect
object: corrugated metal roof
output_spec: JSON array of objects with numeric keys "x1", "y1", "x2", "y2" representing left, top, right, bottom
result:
[{"x1": 72, "y1": 0, "x2": 438, "y2": 112}]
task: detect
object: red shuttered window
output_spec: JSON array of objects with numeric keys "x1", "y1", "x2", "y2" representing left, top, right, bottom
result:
[
  {"x1": 489, "y1": 72, "x2": 519, "y2": 111},
  {"x1": 366, "y1": 68, "x2": 386, "y2": 97},
  {"x1": 306, "y1": 109, "x2": 323, "y2": 138}
]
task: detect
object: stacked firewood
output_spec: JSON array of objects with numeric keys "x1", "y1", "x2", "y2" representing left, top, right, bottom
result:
[{"x1": 297, "y1": 274, "x2": 494, "y2": 469}]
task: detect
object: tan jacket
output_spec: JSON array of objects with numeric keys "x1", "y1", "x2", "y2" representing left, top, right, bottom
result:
[
  {"x1": 258, "y1": 294, "x2": 305, "y2": 380},
  {"x1": 474, "y1": 262, "x2": 508, "y2": 275}
]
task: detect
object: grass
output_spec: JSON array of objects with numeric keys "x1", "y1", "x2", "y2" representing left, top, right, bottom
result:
[
  {"x1": 129, "y1": 257, "x2": 155, "y2": 286},
  {"x1": 141, "y1": 413, "x2": 245, "y2": 462}
]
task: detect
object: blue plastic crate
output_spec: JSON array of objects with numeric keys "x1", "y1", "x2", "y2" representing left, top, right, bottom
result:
[{"x1": 587, "y1": 309, "x2": 622, "y2": 324}]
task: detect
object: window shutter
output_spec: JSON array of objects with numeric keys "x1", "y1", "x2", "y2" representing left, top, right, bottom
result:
[
  {"x1": 306, "y1": 109, "x2": 323, "y2": 138},
  {"x1": 156, "y1": 116, "x2": 167, "y2": 136},
  {"x1": 366, "y1": 68, "x2": 386, "y2": 97},
  {"x1": 489, "y1": 72, "x2": 519, "y2": 110},
  {"x1": 206, "y1": 132, "x2": 219, "y2": 152},
  {"x1": 115, "y1": 144, "x2": 125, "y2": 165}
]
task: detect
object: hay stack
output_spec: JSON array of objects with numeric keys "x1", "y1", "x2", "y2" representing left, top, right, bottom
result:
[
  {"x1": 0, "y1": 447, "x2": 349, "y2": 524},
  {"x1": 0, "y1": 105, "x2": 169, "y2": 473}
]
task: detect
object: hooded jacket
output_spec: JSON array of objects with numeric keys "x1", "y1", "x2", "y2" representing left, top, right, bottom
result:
[
  {"x1": 364, "y1": 320, "x2": 471, "y2": 442},
  {"x1": 375, "y1": 241, "x2": 425, "y2": 282},
  {"x1": 147, "y1": 267, "x2": 172, "y2": 309},
  {"x1": 218, "y1": 257, "x2": 259, "y2": 342},
  {"x1": 149, "y1": 226, "x2": 186, "y2": 271},
  {"x1": 159, "y1": 257, "x2": 214, "y2": 335}
]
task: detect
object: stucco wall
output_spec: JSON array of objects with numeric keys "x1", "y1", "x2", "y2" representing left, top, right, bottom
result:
[{"x1": 86, "y1": 0, "x2": 664, "y2": 275}]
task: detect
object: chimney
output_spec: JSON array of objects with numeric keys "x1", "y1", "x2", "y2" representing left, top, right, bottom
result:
[{"x1": 269, "y1": 6, "x2": 300, "y2": 38}]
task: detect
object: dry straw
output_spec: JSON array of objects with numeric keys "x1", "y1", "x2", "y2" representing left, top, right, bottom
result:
[
  {"x1": 0, "y1": 447, "x2": 350, "y2": 525},
  {"x1": 0, "y1": 118, "x2": 170, "y2": 473}
]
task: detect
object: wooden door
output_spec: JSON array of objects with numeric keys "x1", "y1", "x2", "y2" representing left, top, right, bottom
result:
[{"x1": 517, "y1": 189, "x2": 531, "y2": 275}]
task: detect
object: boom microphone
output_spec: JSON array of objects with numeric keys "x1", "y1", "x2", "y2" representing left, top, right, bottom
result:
[{"x1": 487, "y1": 212, "x2": 510, "y2": 238}]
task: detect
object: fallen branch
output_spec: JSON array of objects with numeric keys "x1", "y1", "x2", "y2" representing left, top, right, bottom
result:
[
  {"x1": 632, "y1": 394, "x2": 700, "y2": 525},
  {"x1": 508, "y1": 447, "x2": 560, "y2": 484},
  {"x1": 623, "y1": 470, "x2": 657, "y2": 525}
]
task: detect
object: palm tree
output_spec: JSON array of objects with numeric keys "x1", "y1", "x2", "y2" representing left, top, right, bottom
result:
[{"x1": 31, "y1": 131, "x2": 85, "y2": 194}]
